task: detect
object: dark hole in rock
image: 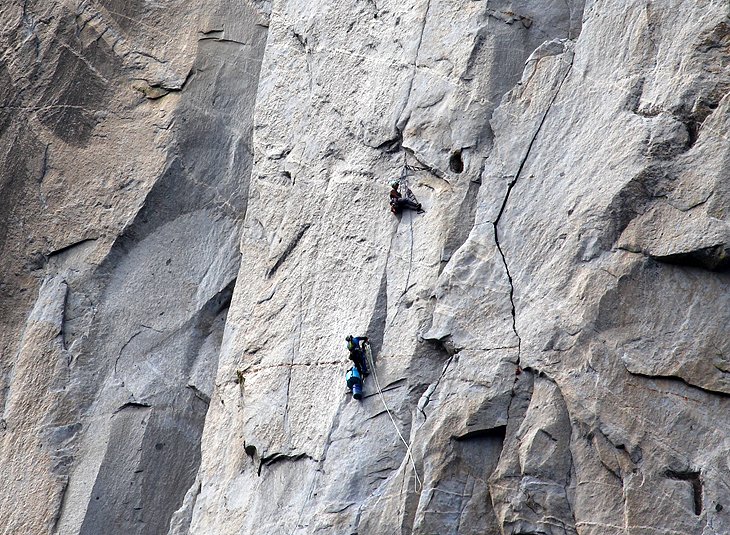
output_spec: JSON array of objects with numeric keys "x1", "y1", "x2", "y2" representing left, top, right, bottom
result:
[
  {"x1": 449, "y1": 149, "x2": 464, "y2": 173},
  {"x1": 717, "y1": 503, "x2": 723, "y2": 512},
  {"x1": 155, "y1": 442, "x2": 164, "y2": 451},
  {"x1": 686, "y1": 121, "x2": 699, "y2": 148},
  {"x1": 453, "y1": 425, "x2": 507, "y2": 442}
]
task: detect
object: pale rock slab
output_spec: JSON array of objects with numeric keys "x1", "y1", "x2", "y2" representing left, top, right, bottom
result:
[{"x1": 2, "y1": 0, "x2": 730, "y2": 534}]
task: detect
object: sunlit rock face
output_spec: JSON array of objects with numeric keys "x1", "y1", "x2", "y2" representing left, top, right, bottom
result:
[{"x1": 2, "y1": 1, "x2": 730, "y2": 534}]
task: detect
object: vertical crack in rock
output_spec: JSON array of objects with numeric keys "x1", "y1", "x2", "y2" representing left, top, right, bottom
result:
[
  {"x1": 402, "y1": 213, "x2": 415, "y2": 298},
  {"x1": 412, "y1": 0, "x2": 431, "y2": 72},
  {"x1": 38, "y1": 143, "x2": 50, "y2": 185},
  {"x1": 50, "y1": 477, "x2": 70, "y2": 534},
  {"x1": 397, "y1": 0, "x2": 432, "y2": 127},
  {"x1": 493, "y1": 53, "x2": 575, "y2": 367},
  {"x1": 284, "y1": 271, "x2": 305, "y2": 435},
  {"x1": 114, "y1": 330, "x2": 142, "y2": 375},
  {"x1": 417, "y1": 352, "x2": 455, "y2": 420},
  {"x1": 59, "y1": 279, "x2": 69, "y2": 353}
]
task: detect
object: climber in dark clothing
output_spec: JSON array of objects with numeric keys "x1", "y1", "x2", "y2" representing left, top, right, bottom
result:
[
  {"x1": 346, "y1": 335, "x2": 369, "y2": 376},
  {"x1": 389, "y1": 180, "x2": 423, "y2": 214}
]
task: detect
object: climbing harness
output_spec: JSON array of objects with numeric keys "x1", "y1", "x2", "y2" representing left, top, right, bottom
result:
[{"x1": 365, "y1": 343, "x2": 423, "y2": 492}]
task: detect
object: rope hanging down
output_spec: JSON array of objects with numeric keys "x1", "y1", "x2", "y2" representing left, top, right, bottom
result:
[{"x1": 365, "y1": 344, "x2": 423, "y2": 492}]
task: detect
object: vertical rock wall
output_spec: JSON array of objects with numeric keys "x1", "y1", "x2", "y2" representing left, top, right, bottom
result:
[
  {"x1": 0, "y1": 1, "x2": 268, "y2": 533},
  {"x1": 191, "y1": 0, "x2": 730, "y2": 534},
  {"x1": 1, "y1": 0, "x2": 730, "y2": 534}
]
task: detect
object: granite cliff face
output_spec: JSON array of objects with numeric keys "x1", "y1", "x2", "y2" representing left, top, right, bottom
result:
[{"x1": 1, "y1": 1, "x2": 730, "y2": 534}]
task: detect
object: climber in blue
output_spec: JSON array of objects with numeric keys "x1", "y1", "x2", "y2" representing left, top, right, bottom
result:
[
  {"x1": 345, "y1": 366, "x2": 363, "y2": 400},
  {"x1": 346, "y1": 335, "x2": 369, "y2": 376}
]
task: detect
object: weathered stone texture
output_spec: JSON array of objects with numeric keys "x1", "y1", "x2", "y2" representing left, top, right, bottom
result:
[
  {"x1": 2, "y1": 0, "x2": 730, "y2": 534},
  {"x1": 0, "y1": 0, "x2": 267, "y2": 533}
]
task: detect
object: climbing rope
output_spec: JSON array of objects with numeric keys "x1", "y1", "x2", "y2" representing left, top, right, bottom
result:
[
  {"x1": 396, "y1": 152, "x2": 430, "y2": 204},
  {"x1": 365, "y1": 344, "x2": 423, "y2": 492},
  {"x1": 398, "y1": 167, "x2": 419, "y2": 204}
]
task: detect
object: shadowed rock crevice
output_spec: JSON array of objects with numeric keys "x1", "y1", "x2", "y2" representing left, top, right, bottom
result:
[
  {"x1": 651, "y1": 244, "x2": 730, "y2": 272},
  {"x1": 267, "y1": 223, "x2": 312, "y2": 279},
  {"x1": 666, "y1": 469, "x2": 703, "y2": 516},
  {"x1": 258, "y1": 450, "x2": 317, "y2": 477},
  {"x1": 602, "y1": 165, "x2": 672, "y2": 249},
  {"x1": 453, "y1": 425, "x2": 506, "y2": 443},
  {"x1": 365, "y1": 269, "x2": 388, "y2": 359},
  {"x1": 449, "y1": 149, "x2": 464, "y2": 173},
  {"x1": 624, "y1": 368, "x2": 730, "y2": 399},
  {"x1": 374, "y1": 129, "x2": 403, "y2": 153}
]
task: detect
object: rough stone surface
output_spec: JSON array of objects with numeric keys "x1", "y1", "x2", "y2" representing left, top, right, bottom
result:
[
  {"x1": 2, "y1": 0, "x2": 730, "y2": 534},
  {"x1": 0, "y1": 0, "x2": 267, "y2": 533}
]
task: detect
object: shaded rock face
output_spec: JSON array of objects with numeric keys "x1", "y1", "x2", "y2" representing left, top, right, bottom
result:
[
  {"x1": 2, "y1": 1, "x2": 730, "y2": 535},
  {"x1": 0, "y1": 0, "x2": 267, "y2": 533}
]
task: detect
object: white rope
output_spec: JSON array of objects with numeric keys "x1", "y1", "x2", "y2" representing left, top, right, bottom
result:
[{"x1": 365, "y1": 344, "x2": 423, "y2": 492}]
